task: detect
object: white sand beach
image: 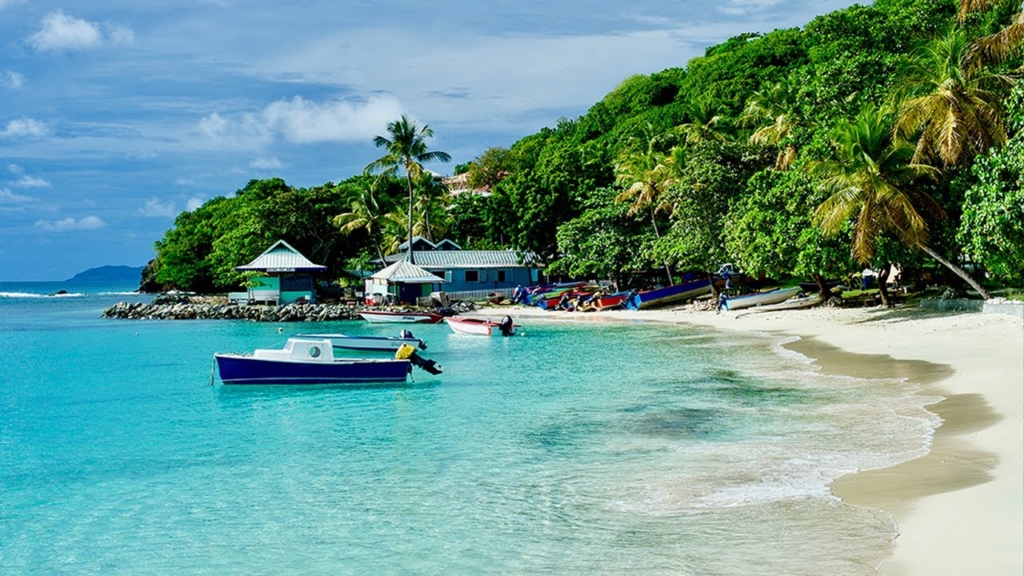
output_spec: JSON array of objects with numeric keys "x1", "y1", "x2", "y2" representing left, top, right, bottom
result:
[{"x1": 502, "y1": 303, "x2": 1023, "y2": 575}]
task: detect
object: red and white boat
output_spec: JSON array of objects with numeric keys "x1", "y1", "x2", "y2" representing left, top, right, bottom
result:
[
  {"x1": 359, "y1": 310, "x2": 444, "y2": 324},
  {"x1": 444, "y1": 316, "x2": 515, "y2": 336}
]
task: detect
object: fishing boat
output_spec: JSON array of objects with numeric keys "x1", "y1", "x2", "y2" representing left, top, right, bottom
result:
[
  {"x1": 359, "y1": 310, "x2": 444, "y2": 324},
  {"x1": 293, "y1": 330, "x2": 427, "y2": 351},
  {"x1": 214, "y1": 337, "x2": 442, "y2": 385},
  {"x1": 623, "y1": 278, "x2": 713, "y2": 310},
  {"x1": 748, "y1": 293, "x2": 824, "y2": 313},
  {"x1": 444, "y1": 316, "x2": 516, "y2": 336},
  {"x1": 589, "y1": 290, "x2": 631, "y2": 311},
  {"x1": 723, "y1": 287, "x2": 802, "y2": 311}
]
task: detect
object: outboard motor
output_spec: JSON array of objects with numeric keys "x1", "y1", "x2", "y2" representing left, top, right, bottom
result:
[
  {"x1": 498, "y1": 315, "x2": 515, "y2": 337},
  {"x1": 395, "y1": 344, "x2": 443, "y2": 375}
]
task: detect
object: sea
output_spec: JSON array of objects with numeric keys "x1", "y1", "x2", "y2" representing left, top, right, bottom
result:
[{"x1": 0, "y1": 281, "x2": 941, "y2": 575}]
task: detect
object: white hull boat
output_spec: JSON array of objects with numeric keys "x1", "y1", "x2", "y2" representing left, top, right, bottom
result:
[
  {"x1": 748, "y1": 293, "x2": 823, "y2": 313},
  {"x1": 723, "y1": 287, "x2": 802, "y2": 311},
  {"x1": 293, "y1": 332, "x2": 427, "y2": 351}
]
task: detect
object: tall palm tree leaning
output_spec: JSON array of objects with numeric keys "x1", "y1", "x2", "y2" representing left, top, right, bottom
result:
[
  {"x1": 809, "y1": 104, "x2": 991, "y2": 301},
  {"x1": 366, "y1": 115, "x2": 451, "y2": 265},
  {"x1": 959, "y1": 0, "x2": 1024, "y2": 67}
]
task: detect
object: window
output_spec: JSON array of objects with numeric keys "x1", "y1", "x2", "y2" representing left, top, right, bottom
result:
[
  {"x1": 496, "y1": 270, "x2": 506, "y2": 283},
  {"x1": 465, "y1": 270, "x2": 479, "y2": 283}
]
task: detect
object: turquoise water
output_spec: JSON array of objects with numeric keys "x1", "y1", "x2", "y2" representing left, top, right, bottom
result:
[{"x1": 0, "y1": 283, "x2": 940, "y2": 574}]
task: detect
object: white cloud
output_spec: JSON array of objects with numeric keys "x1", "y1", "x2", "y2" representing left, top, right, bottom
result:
[
  {"x1": 199, "y1": 95, "x2": 403, "y2": 148},
  {"x1": 186, "y1": 196, "x2": 205, "y2": 211},
  {"x1": 138, "y1": 198, "x2": 177, "y2": 218},
  {"x1": 35, "y1": 215, "x2": 106, "y2": 231},
  {"x1": 0, "y1": 188, "x2": 36, "y2": 203},
  {"x1": 1, "y1": 118, "x2": 47, "y2": 137},
  {"x1": 1, "y1": 71, "x2": 25, "y2": 89},
  {"x1": 28, "y1": 11, "x2": 135, "y2": 52},
  {"x1": 16, "y1": 176, "x2": 51, "y2": 188},
  {"x1": 250, "y1": 156, "x2": 283, "y2": 169},
  {"x1": 8, "y1": 164, "x2": 24, "y2": 175}
]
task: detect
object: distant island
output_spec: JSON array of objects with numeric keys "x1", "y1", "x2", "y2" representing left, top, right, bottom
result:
[{"x1": 66, "y1": 265, "x2": 145, "y2": 283}]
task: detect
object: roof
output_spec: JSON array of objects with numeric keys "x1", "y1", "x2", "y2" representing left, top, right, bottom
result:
[
  {"x1": 397, "y1": 236, "x2": 436, "y2": 251},
  {"x1": 384, "y1": 249, "x2": 537, "y2": 269},
  {"x1": 370, "y1": 259, "x2": 446, "y2": 284},
  {"x1": 235, "y1": 240, "x2": 326, "y2": 272}
]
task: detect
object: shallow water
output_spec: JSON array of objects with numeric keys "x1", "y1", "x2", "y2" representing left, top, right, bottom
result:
[{"x1": 0, "y1": 284, "x2": 940, "y2": 574}]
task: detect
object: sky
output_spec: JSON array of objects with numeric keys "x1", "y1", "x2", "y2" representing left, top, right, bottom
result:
[{"x1": 0, "y1": 0, "x2": 862, "y2": 281}]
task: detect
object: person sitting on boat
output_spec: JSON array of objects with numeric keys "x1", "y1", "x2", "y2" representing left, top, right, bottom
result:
[
  {"x1": 557, "y1": 292, "x2": 572, "y2": 311},
  {"x1": 572, "y1": 293, "x2": 586, "y2": 312},
  {"x1": 512, "y1": 285, "x2": 525, "y2": 304}
]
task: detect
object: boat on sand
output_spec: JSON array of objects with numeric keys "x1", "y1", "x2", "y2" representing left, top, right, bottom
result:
[
  {"x1": 723, "y1": 287, "x2": 802, "y2": 311},
  {"x1": 624, "y1": 279, "x2": 712, "y2": 310},
  {"x1": 747, "y1": 292, "x2": 823, "y2": 313}
]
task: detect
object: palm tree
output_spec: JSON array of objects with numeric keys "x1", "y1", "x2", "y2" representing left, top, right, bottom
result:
[
  {"x1": 614, "y1": 132, "x2": 676, "y2": 285},
  {"x1": 896, "y1": 27, "x2": 1013, "y2": 168},
  {"x1": 740, "y1": 81, "x2": 800, "y2": 169},
  {"x1": 333, "y1": 177, "x2": 392, "y2": 263},
  {"x1": 676, "y1": 96, "x2": 730, "y2": 145},
  {"x1": 366, "y1": 116, "x2": 451, "y2": 264},
  {"x1": 959, "y1": 0, "x2": 1024, "y2": 66},
  {"x1": 411, "y1": 170, "x2": 451, "y2": 243},
  {"x1": 810, "y1": 104, "x2": 991, "y2": 300}
]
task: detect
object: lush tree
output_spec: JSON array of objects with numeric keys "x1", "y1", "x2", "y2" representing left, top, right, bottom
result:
[
  {"x1": 740, "y1": 81, "x2": 802, "y2": 169},
  {"x1": 465, "y1": 147, "x2": 513, "y2": 192},
  {"x1": 613, "y1": 131, "x2": 676, "y2": 284},
  {"x1": 333, "y1": 176, "x2": 395, "y2": 262},
  {"x1": 896, "y1": 26, "x2": 1013, "y2": 168},
  {"x1": 366, "y1": 115, "x2": 451, "y2": 264},
  {"x1": 809, "y1": 104, "x2": 991, "y2": 301}
]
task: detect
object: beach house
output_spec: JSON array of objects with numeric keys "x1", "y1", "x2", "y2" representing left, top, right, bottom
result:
[
  {"x1": 232, "y1": 240, "x2": 326, "y2": 305},
  {"x1": 378, "y1": 237, "x2": 539, "y2": 300}
]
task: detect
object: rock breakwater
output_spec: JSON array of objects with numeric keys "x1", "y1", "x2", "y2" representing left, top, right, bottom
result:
[{"x1": 103, "y1": 300, "x2": 363, "y2": 322}]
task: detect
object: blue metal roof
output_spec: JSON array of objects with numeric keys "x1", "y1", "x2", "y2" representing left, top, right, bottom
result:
[{"x1": 384, "y1": 250, "x2": 536, "y2": 269}]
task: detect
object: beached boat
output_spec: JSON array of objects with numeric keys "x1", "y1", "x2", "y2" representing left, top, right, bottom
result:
[
  {"x1": 444, "y1": 315, "x2": 516, "y2": 336},
  {"x1": 293, "y1": 330, "x2": 427, "y2": 351},
  {"x1": 359, "y1": 310, "x2": 443, "y2": 324},
  {"x1": 623, "y1": 279, "x2": 713, "y2": 310},
  {"x1": 214, "y1": 337, "x2": 442, "y2": 385},
  {"x1": 723, "y1": 287, "x2": 802, "y2": 311},
  {"x1": 748, "y1": 293, "x2": 823, "y2": 313},
  {"x1": 589, "y1": 290, "x2": 631, "y2": 311}
]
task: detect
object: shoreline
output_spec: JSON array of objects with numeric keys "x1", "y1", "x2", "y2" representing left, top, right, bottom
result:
[{"x1": 498, "y1": 303, "x2": 1023, "y2": 575}]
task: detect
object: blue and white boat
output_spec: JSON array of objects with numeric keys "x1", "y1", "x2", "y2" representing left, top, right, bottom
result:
[
  {"x1": 293, "y1": 330, "x2": 427, "y2": 352},
  {"x1": 623, "y1": 278, "x2": 712, "y2": 310},
  {"x1": 214, "y1": 338, "x2": 440, "y2": 385}
]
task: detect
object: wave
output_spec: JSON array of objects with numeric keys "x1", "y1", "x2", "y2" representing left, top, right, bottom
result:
[{"x1": 0, "y1": 291, "x2": 86, "y2": 299}]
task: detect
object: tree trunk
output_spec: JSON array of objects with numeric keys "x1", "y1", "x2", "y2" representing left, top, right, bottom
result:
[
  {"x1": 811, "y1": 273, "x2": 831, "y2": 299},
  {"x1": 405, "y1": 171, "x2": 415, "y2": 265},
  {"x1": 650, "y1": 206, "x2": 673, "y2": 286},
  {"x1": 877, "y1": 264, "x2": 892, "y2": 308},
  {"x1": 917, "y1": 243, "x2": 991, "y2": 300}
]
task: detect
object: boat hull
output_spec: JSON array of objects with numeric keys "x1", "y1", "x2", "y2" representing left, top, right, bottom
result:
[
  {"x1": 444, "y1": 317, "x2": 497, "y2": 336},
  {"x1": 749, "y1": 293, "x2": 823, "y2": 312},
  {"x1": 359, "y1": 311, "x2": 443, "y2": 324},
  {"x1": 724, "y1": 287, "x2": 802, "y2": 311},
  {"x1": 624, "y1": 279, "x2": 712, "y2": 310},
  {"x1": 215, "y1": 354, "x2": 410, "y2": 385}
]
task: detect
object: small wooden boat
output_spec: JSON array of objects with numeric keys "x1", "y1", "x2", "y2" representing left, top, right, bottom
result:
[
  {"x1": 723, "y1": 287, "x2": 802, "y2": 311},
  {"x1": 444, "y1": 316, "x2": 516, "y2": 336},
  {"x1": 587, "y1": 290, "x2": 631, "y2": 311},
  {"x1": 293, "y1": 331, "x2": 427, "y2": 351},
  {"x1": 797, "y1": 279, "x2": 841, "y2": 294},
  {"x1": 623, "y1": 279, "x2": 713, "y2": 310},
  {"x1": 359, "y1": 310, "x2": 443, "y2": 324},
  {"x1": 214, "y1": 338, "x2": 441, "y2": 385},
  {"x1": 748, "y1": 293, "x2": 823, "y2": 313}
]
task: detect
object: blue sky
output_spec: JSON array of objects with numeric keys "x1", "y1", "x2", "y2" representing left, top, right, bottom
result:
[{"x1": 0, "y1": 0, "x2": 860, "y2": 281}]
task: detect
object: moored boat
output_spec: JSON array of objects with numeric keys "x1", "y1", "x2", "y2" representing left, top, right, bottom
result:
[
  {"x1": 293, "y1": 330, "x2": 427, "y2": 351},
  {"x1": 444, "y1": 315, "x2": 516, "y2": 336},
  {"x1": 623, "y1": 278, "x2": 713, "y2": 310},
  {"x1": 214, "y1": 337, "x2": 442, "y2": 385},
  {"x1": 359, "y1": 310, "x2": 444, "y2": 324},
  {"x1": 748, "y1": 293, "x2": 823, "y2": 313},
  {"x1": 723, "y1": 287, "x2": 802, "y2": 311}
]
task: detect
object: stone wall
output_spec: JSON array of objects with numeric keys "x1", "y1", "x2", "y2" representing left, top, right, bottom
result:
[{"x1": 102, "y1": 301, "x2": 362, "y2": 322}]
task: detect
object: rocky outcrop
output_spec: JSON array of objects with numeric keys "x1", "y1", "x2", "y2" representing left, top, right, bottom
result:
[{"x1": 102, "y1": 300, "x2": 363, "y2": 322}]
